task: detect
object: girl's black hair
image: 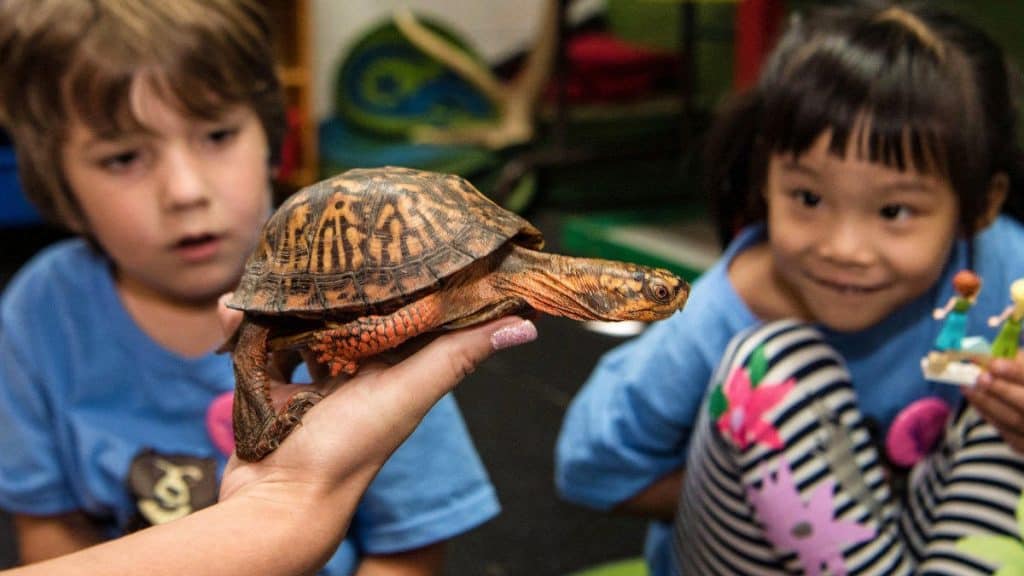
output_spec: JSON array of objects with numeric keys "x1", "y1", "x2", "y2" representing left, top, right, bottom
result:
[{"x1": 706, "y1": 1, "x2": 1024, "y2": 247}]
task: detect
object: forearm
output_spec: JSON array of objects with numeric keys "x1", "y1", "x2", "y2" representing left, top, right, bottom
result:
[
  {"x1": 612, "y1": 469, "x2": 684, "y2": 522},
  {"x1": 5, "y1": 483, "x2": 363, "y2": 576}
]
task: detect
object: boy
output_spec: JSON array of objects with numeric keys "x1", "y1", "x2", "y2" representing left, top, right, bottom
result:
[{"x1": 0, "y1": 2, "x2": 498, "y2": 573}]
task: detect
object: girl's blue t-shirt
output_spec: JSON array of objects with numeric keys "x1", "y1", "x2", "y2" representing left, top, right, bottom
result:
[
  {"x1": 556, "y1": 215, "x2": 1024, "y2": 576},
  {"x1": 0, "y1": 239, "x2": 499, "y2": 575}
]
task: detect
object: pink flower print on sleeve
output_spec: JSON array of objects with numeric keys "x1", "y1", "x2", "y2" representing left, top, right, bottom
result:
[
  {"x1": 747, "y1": 458, "x2": 876, "y2": 576},
  {"x1": 709, "y1": 344, "x2": 795, "y2": 450}
]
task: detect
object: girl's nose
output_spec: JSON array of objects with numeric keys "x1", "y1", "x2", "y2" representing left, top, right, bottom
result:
[
  {"x1": 818, "y1": 220, "x2": 873, "y2": 266},
  {"x1": 160, "y1": 148, "x2": 209, "y2": 211}
]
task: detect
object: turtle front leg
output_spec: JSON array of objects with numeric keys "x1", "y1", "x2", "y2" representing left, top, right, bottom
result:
[
  {"x1": 232, "y1": 318, "x2": 323, "y2": 461},
  {"x1": 309, "y1": 296, "x2": 443, "y2": 376}
]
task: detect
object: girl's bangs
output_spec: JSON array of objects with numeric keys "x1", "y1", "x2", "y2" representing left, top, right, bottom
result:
[{"x1": 760, "y1": 33, "x2": 973, "y2": 181}]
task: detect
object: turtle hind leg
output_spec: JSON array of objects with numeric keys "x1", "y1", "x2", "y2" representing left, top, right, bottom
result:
[
  {"x1": 307, "y1": 297, "x2": 444, "y2": 376},
  {"x1": 232, "y1": 318, "x2": 323, "y2": 462}
]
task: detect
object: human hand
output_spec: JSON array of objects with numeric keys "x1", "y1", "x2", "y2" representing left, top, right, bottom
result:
[
  {"x1": 214, "y1": 294, "x2": 537, "y2": 518},
  {"x1": 964, "y1": 355, "x2": 1024, "y2": 453}
]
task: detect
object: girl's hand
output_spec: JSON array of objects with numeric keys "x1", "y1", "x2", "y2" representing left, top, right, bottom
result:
[
  {"x1": 965, "y1": 356, "x2": 1024, "y2": 453},
  {"x1": 933, "y1": 297, "x2": 956, "y2": 320}
]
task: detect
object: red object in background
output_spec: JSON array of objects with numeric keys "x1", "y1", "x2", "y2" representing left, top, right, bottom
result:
[
  {"x1": 276, "y1": 107, "x2": 302, "y2": 182},
  {"x1": 734, "y1": 0, "x2": 785, "y2": 90},
  {"x1": 545, "y1": 32, "x2": 681, "y2": 105}
]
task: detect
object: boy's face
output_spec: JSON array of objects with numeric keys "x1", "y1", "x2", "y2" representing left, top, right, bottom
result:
[
  {"x1": 764, "y1": 130, "x2": 960, "y2": 332},
  {"x1": 61, "y1": 81, "x2": 272, "y2": 306}
]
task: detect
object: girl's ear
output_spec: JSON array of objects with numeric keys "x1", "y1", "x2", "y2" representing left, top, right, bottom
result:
[{"x1": 975, "y1": 172, "x2": 1009, "y2": 231}]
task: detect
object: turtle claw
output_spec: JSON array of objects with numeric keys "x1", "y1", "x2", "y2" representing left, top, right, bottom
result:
[{"x1": 237, "y1": 389, "x2": 323, "y2": 461}]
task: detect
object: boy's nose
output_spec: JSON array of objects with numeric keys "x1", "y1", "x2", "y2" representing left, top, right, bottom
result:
[{"x1": 161, "y1": 149, "x2": 210, "y2": 210}]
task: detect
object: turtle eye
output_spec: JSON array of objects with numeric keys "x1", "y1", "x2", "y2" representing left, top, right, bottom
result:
[{"x1": 644, "y1": 278, "x2": 673, "y2": 303}]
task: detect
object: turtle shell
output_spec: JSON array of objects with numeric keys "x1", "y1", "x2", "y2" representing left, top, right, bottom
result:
[{"x1": 228, "y1": 166, "x2": 544, "y2": 315}]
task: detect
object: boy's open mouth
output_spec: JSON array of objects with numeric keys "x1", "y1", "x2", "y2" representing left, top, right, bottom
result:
[
  {"x1": 176, "y1": 233, "x2": 217, "y2": 246},
  {"x1": 173, "y1": 233, "x2": 222, "y2": 261}
]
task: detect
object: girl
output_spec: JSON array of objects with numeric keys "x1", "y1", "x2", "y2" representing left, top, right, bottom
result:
[{"x1": 555, "y1": 3, "x2": 1024, "y2": 575}]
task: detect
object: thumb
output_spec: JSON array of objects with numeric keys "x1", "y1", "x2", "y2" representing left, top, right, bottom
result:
[{"x1": 217, "y1": 293, "x2": 243, "y2": 338}]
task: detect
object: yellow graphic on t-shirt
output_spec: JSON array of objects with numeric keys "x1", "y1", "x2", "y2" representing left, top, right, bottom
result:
[{"x1": 137, "y1": 458, "x2": 205, "y2": 524}]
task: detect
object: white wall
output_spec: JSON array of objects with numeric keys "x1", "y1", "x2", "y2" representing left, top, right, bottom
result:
[{"x1": 311, "y1": 0, "x2": 601, "y2": 120}]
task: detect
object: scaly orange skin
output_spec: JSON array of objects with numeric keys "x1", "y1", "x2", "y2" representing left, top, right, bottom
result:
[{"x1": 309, "y1": 297, "x2": 444, "y2": 376}]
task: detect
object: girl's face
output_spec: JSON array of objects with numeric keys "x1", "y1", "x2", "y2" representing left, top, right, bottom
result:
[
  {"x1": 61, "y1": 80, "x2": 272, "y2": 307},
  {"x1": 765, "y1": 131, "x2": 959, "y2": 332}
]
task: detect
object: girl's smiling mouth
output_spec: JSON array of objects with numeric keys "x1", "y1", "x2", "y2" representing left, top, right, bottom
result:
[{"x1": 807, "y1": 273, "x2": 889, "y2": 295}]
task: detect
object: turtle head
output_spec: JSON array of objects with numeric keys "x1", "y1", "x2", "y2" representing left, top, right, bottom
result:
[
  {"x1": 603, "y1": 265, "x2": 690, "y2": 322},
  {"x1": 553, "y1": 260, "x2": 689, "y2": 322},
  {"x1": 495, "y1": 248, "x2": 689, "y2": 323}
]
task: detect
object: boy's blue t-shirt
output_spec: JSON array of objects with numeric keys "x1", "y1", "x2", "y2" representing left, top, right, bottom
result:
[
  {"x1": 0, "y1": 239, "x2": 499, "y2": 574},
  {"x1": 555, "y1": 215, "x2": 1024, "y2": 576}
]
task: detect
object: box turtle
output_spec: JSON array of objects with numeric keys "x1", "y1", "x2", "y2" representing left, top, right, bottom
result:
[{"x1": 226, "y1": 166, "x2": 689, "y2": 461}]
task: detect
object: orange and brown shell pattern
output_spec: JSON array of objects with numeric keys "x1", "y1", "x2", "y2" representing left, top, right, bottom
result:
[{"x1": 228, "y1": 166, "x2": 544, "y2": 316}]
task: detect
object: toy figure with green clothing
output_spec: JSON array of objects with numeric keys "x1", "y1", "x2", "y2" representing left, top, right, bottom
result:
[{"x1": 989, "y1": 278, "x2": 1024, "y2": 359}]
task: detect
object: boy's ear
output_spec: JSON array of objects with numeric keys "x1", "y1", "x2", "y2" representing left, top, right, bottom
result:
[{"x1": 975, "y1": 172, "x2": 1008, "y2": 231}]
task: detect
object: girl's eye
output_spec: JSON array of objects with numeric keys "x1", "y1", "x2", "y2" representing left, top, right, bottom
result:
[
  {"x1": 791, "y1": 188, "x2": 821, "y2": 208},
  {"x1": 880, "y1": 204, "x2": 912, "y2": 221}
]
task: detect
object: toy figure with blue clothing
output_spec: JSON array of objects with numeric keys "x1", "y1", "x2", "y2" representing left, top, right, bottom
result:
[{"x1": 932, "y1": 270, "x2": 982, "y2": 351}]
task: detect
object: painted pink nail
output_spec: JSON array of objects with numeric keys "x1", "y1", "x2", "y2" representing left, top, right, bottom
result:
[{"x1": 490, "y1": 320, "x2": 538, "y2": 350}]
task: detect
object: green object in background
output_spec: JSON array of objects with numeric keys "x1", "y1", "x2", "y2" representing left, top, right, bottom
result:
[
  {"x1": 567, "y1": 557, "x2": 649, "y2": 576},
  {"x1": 334, "y1": 17, "x2": 497, "y2": 138},
  {"x1": 561, "y1": 208, "x2": 721, "y2": 282},
  {"x1": 606, "y1": 0, "x2": 736, "y2": 110}
]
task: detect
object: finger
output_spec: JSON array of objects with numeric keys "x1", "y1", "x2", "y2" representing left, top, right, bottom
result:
[
  {"x1": 217, "y1": 293, "x2": 243, "y2": 338},
  {"x1": 988, "y1": 357, "x2": 1024, "y2": 385},
  {"x1": 272, "y1": 317, "x2": 536, "y2": 479},
  {"x1": 971, "y1": 398, "x2": 1024, "y2": 453},
  {"x1": 376, "y1": 316, "x2": 537, "y2": 420},
  {"x1": 966, "y1": 381, "x2": 1024, "y2": 434}
]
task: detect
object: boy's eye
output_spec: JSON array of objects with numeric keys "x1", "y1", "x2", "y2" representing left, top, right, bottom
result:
[
  {"x1": 99, "y1": 150, "x2": 140, "y2": 172},
  {"x1": 206, "y1": 126, "x2": 239, "y2": 145},
  {"x1": 880, "y1": 204, "x2": 912, "y2": 221}
]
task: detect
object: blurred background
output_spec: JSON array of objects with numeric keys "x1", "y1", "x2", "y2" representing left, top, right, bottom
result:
[{"x1": 1, "y1": 1, "x2": 1021, "y2": 574}]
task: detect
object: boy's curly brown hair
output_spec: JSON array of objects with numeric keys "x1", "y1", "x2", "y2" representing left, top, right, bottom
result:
[{"x1": 0, "y1": 0, "x2": 286, "y2": 234}]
